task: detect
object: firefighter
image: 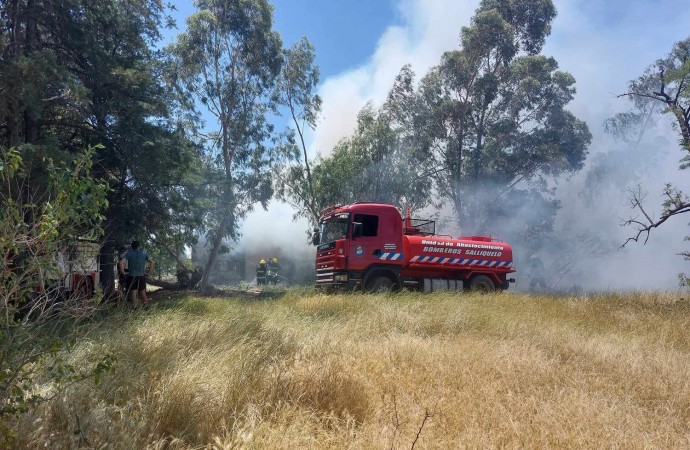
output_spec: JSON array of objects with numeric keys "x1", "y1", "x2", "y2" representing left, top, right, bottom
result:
[
  {"x1": 267, "y1": 257, "x2": 281, "y2": 285},
  {"x1": 528, "y1": 255, "x2": 548, "y2": 291},
  {"x1": 256, "y1": 259, "x2": 267, "y2": 286}
]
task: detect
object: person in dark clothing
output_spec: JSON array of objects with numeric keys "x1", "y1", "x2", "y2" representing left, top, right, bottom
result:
[
  {"x1": 118, "y1": 240, "x2": 154, "y2": 307},
  {"x1": 256, "y1": 259, "x2": 267, "y2": 286},
  {"x1": 528, "y1": 255, "x2": 548, "y2": 291},
  {"x1": 267, "y1": 257, "x2": 281, "y2": 285}
]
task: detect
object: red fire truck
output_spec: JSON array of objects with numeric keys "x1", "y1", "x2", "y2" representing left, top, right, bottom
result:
[
  {"x1": 312, "y1": 203, "x2": 515, "y2": 292},
  {"x1": 62, "y1": 240, "x2": 100, "y2": 297},
  {"x1": 37, "y1": 240, "x2": 99, "y2": 298}
]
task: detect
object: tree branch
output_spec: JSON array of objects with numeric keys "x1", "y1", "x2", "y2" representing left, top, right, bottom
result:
[
  {"x1": 620, "y1": 185, "x2": 690, "y2": 248},
  {"x1": 410, "y1": 409, "x2": 433, "y2": 450}
]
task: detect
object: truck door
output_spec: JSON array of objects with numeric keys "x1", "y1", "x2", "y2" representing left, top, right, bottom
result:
[
  {"x1": 351, "y1": 212, "x2": 402, "y2": 265},
  {"x1": 350, "y1": 213, "x2": 382, "y2": 271}
]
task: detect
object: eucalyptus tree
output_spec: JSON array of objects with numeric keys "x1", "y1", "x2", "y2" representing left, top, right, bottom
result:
[
  {"x1": 579, "y1": 88, "x2": 660, "y2": 207},
  {"x1": 416, "y1": 0, "x2": 591, "y2": 238},
  {"x1": 284, "y1": 65, "x2": 433, "y2": 223},
  {"x1": 617, "y1": 37, "x2": 690, "y2": 272},
  {"x1": 272, "y1": 37, "x2": 322, "y2": 225},
  {"x1": 167, "y1": 0, "x2": 283, "y2": 287}
]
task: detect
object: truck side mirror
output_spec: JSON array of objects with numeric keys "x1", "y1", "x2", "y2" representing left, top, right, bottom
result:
[
  {"x1": 311, "y1": 228, "x2": 320, "y2": 246},
  {"x1": 352, "y1": 222, "x2": 363, "y2": 238}
]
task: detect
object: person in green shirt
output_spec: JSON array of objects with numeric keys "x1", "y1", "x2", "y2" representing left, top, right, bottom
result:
[{"x1": 118, "y1": 240, "x2": 154, "y2": 307}]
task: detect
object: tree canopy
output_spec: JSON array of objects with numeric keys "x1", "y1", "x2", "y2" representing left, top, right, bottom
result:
[
  {"x1": 417, "y1": 0, "x2": 590, "y2": 238},
  {"x1": 0, "y1": 0, "x2": 207, "y2": 293},
  {"x1": 272, "y1": 37, "x2": 322, "y2": 224},
  {"x1": 166, "y1": 0, "x2": 284, "y2": 287}
]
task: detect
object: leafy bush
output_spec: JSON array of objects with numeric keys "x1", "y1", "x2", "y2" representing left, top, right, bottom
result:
[{"x1": 0, "y1": 146, "x2": 114, "y2": 443}]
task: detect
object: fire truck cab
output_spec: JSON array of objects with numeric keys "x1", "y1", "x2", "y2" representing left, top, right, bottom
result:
[{"x1": 313, "y1": 202, "x2": 515, "y2": 292}]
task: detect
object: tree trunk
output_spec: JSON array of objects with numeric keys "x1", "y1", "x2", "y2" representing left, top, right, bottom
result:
[
  {"x1": 474, "y1": 113, "x2": 485, "y2": 181},
  {"x1": 99, "y1": 242, "x2": 116, "y2": 301},
  {"x1": 23, "y1": 0, "x2": 39, "y2": 144},
  {"x1": 450, "y1": 134, "x2": 464, "y2": 230},
  {"x1": 200, "y1": 215, "x2": 230, "y2": 289},
  {"x1": 5, "y1": 0, "x2": 21, "y2": 147},
  {"x1": 201, "y1": 107, "x2": 237, "y2": 289},
  {"x1": 293, "y1": 110, "x2": 318, "y2": 222}
]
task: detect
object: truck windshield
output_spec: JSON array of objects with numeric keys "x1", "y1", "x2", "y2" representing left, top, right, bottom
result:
[{"x1": 319, "y1": 213, "x2": 349, "y2": 245}]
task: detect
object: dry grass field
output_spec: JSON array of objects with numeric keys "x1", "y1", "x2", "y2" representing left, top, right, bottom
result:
[{"x1": 13, "y1": 289, "x2": 690, "y2": 449}]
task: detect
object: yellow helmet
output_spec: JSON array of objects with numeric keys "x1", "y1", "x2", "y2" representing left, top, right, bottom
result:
[
  {"x1": 271, "y1": 257, "x2": 278, "y2": 263},
  {"x1": 259, "y1": 259, "x2": 266, "y2": 264}
]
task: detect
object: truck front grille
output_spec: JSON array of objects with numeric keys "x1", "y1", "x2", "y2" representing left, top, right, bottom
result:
[{"x1": 316, "y1": 248, "x2": 336, "y2": 284}]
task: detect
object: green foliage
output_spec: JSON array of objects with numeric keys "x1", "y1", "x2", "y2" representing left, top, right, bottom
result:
[
  {"x1": 311, "y1": 96, "x2": 433, "y2": 212},
  {"x1": 0, "y1": 146, "x2": 107, "y2": 274},
  {"x1": 286, "y1": 65, "x2": 434, "y2": 221},
  {"x1": 302, "y1": 0, "x2": 588, "y2": 247},
  {"x1": 412, "y1": 0, "x2": 590, "y2": 236},
  {"x1": 166, "y1": 0, "x2": 285, "y2": 286},
  {"x1": 0, "y1": 334, "x2": 116, "y2": 418},
  {"x1": 0, "y1": 147, "x2": 114, "y2": 437},
  {"x1": 0, "y1": 0, "x2": 207, "y2": 295},
  {"x1": 624, "y1": 37, "x2": 690, "y2": 153},
  {"x1": 273, "y1": 38, "x2": 322, "y2": 225}
]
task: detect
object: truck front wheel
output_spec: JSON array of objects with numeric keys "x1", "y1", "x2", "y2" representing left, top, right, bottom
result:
[
  {"x1": 367, "y1": 276, "x2": 394, "y2": 293},
  {"x1": 467, "y1": 275, "x2": 495, "y2": 292}
]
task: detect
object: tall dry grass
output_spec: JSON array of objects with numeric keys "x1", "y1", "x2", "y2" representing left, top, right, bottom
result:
[{"x1": 12, "y1": 289, "x2": 690, "y2": 448}]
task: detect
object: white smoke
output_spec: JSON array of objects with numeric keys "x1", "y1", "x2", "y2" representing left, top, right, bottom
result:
[
  {"x1": 239, "y1": 0, "x2": 690, "y2": 290},
  {"x1": 312, "y1": 1, "x2": 477, "y2": 155},
  {"x1": 540, "y1": 0, "x2": 690, "y2": 289}
]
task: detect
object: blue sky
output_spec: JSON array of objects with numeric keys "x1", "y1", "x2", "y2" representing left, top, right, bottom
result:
[
  {"x1": 166, "y1": 0, "x2": 400, "y2": 78},
  {"x1": 272, "y1": 0, "x2": 400, "y2": 77}
]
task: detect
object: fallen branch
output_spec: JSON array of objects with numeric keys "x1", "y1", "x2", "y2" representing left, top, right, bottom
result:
[{"x1": 410, "y1": 409, "x2": 433, "y2": 450}]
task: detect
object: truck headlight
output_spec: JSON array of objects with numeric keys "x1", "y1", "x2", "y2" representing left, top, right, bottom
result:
[{"x1": 334, "y1": 274, "x2": 348, "y2": 282}]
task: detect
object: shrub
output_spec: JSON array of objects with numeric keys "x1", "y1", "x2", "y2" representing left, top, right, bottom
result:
[{"x1": 0, "y1": 146, "x2": 114, "y2": 443}]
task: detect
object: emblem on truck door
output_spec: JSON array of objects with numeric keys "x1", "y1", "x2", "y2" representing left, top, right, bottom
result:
[{"x1": 354, "y1": 245, "x2": 365, "y2": 256}]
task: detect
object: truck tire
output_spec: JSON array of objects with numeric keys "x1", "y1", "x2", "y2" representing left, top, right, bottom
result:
[
  {"x1": 467, "y1": 275, "x2": 495, "y2": 292},
  {"x1": 367, "y1": 276, "x2": 394, "y2": 293}
]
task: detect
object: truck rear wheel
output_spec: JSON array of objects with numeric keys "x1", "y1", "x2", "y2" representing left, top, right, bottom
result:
[
  {"x1": 467, "y1": 275, "x2": 495, "y2": 292},
  {"x1": 367, "y1": 276, "x2": 394, "y2": 293}
]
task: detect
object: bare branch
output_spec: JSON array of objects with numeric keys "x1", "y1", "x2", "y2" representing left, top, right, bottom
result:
[
  {"x1": 620, "y1": 185, "x2": 690, "y2": 248},
  {"x1": 410, "y1": 409, "x2": 433, "y2": 450}
]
